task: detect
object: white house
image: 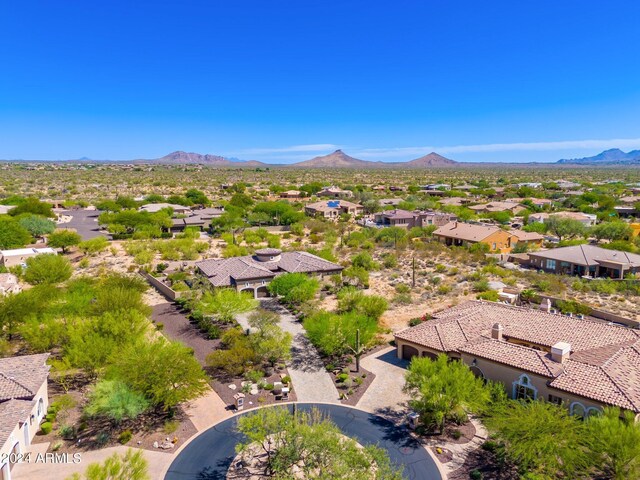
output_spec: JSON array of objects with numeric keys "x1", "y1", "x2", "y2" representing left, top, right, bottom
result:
[
  {"x1": 0, "y1": 248, "x2": 56, "y2": 269},
  {"x1": 0, "y1": 354, "x2": 50, "y2": 480}
]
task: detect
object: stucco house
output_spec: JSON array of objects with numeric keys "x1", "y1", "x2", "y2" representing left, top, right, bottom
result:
[
  {"x1": 304, "y1": 200, "x2": 363, "y2": 219},
  {"x1": 395, "y1": 301, "x2": 640, "y2": 418},
  {"x1": 195, "y1": 248, "x2": 343, "y2": 298},
  {"x1": 373, "y1": 209, "x2": 456, "y2": 229},
  {"x1": 0, "y1": 354, "x2": 50, "y2": 479},
  {"x1": 0, "y1": 248, "x2": 56, "y2": 269},
  {"x1": 433, "y1": 222, "x2": 517, "y2": 253},
  {"x1": 508, "y1": 229, "x2": 544, "y2": 249},
  {"x1": 139, "y1": 203, "x2": 192, "y2": 215},
  {"x1": 316, "y1": 187, "x2": 354, "y2": 199},
  {"x1": 528, "y1": 211, "x2": 597, "y2": 227},
  {"x1": 468, "y1": 201, "x2": 525, "y2": 215},
  {"x1": 279, "y1": 190, "x2": 303, "y2": 199},
  {"x1": 527, "y1": 244, "x2": 640, "y2": 278}
]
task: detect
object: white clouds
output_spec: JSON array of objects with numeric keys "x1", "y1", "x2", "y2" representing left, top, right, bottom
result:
[{"x1": 353, "y1": 138, "x2": 640, "y2": 158}]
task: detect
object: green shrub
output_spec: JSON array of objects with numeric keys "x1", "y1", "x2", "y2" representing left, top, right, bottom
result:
[
  {"x1": 409, "y1": 318, "x2": 422, "y2": 327},
  {"x1": 476, "y1": 291, "x2": 499, "y2": 301},
  {"x1": 164, "y1": 420, "x2": 179, "y2": 434},
  {"x1": 281, "y1": 375, "x2": 291, "y2": 384},
  {"x1": 96, "y1": 431, "x2": 110, "y2": 446},
  {"x1": 45, "y1": 413, "x2": 56, "y2": 423},
  {"x1": 59, "y1": 424, "x2": 75, "y2": 440},
  {"x1": 244, "y1": 369, "x2": 264, "y2": 383},
  {"x1": 40, "y1": 422, "x2": 53, "y2": 435},
  {"x1": 470, "y1": 470, "x2": 483, "y2": 480},
  {"x1": 336, "y1": 373, "x2": 349, "y2": 383},
  {"x1": 118, "y1": 429, "x2": 133, "y2": 444}
]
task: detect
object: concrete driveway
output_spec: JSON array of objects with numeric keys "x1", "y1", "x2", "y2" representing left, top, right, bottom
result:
[{"x1": 357, "y1": 346, "x2": 410, "y2": 415}]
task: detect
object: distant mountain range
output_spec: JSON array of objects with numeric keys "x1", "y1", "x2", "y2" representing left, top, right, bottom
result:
[
  {"x1": 4, "y1": 148, "x2": 640, "y2": 167},
  {"x1": 557, "y1": 148, "x2": 640, "y2": 165},
  {"x1": 290, "y1": 150, "x2": 458, "y2": 168},
  {"x1": 133, "y1": 151, "x2": 267, "y2": 167}
]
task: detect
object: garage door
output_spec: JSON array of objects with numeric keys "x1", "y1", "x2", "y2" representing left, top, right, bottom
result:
[{"x1": 402, "y1": 345, "x2": 419, "y2": 360}]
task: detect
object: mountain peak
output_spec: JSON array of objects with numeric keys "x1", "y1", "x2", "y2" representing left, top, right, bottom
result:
[
  {"x1": 558, "y1": 148, "x2": 640, "y2": 165},
  {"x1": 406, "y1": 152, "x2": 457, "y2": 167},
  {"x1": 292, "y1": 150, "x2": 372, "y2": 168}
]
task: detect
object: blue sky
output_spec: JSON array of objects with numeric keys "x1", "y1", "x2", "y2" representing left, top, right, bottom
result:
[{"x1": 1, "y1": 1, "x2": 639, "y2": 163}]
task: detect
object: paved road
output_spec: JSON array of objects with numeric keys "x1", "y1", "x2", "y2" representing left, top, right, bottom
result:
[
  {"x1": 256, "y1": 299, "x2": 339, "y2": 403},
  {"x1": 165, "y1": 403, "x2": 441, "y2": 480},
  {"x1": 56, "y1": 209, "x2": 110, "y2": 240}
]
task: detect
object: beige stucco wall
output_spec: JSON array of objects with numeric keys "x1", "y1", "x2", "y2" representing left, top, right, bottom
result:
[
  {"x1": 395, "y1": 338, "x2": 605, "y2": 414},
  {"x1": 0, "y1": 380, "x2": 49, "y2": 476}
]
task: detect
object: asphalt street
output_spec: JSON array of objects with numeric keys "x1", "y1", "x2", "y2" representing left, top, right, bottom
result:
[{"x1": 165, "y1": 403, "x2": 441, "y2": 480}]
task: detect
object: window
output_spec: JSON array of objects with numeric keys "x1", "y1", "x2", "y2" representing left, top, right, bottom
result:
[
  {"x1": 512, "y1": 374, "x2": 537, "y2": 401},
  {"x1": 546, "y1": 259, "x2": 557, "y2": 270},
  {"x1": 548, "y1": 394, "x2": 563, "y2": 405},
  {"x1": 570, "y1": 402, "x2": 586, "y2": 418},
  {"x1": 492, "y1": 243, "x2": 497, "y2": 250},
  {"x1": 245, "y1": 283, "x2": 250, "y2": 287}
]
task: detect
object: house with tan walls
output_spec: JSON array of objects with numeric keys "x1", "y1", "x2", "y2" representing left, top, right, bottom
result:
[
  {"x1": 395, "y1": 301, "x2": 640, "y2": 418},
  {"x1": 433, "y1": 221, "x2": 517, "y2": 253},
  {"x1": 195, "y1": 248, "x2": 343, "y2": 298},
  {"x1": 0, "y1": 354, "x2": 50, "y2": 480}
]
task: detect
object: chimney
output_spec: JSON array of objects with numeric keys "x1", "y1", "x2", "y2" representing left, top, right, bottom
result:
[
  {"x1": 551, "y1": 342, "x2": 571, "y2": 364},
  {"x1": 452, "y1": 221, "x2": 458, "y2": 229},
  {"x1": 491, "y1": 323, "x2": 503, "y2": 341},
  {"x1": 539, "y1": 298, "x2": 552, "y2": 313}
]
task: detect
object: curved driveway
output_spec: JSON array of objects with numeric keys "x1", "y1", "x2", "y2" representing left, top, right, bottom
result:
[{"x1": 165, "y1": 403, "x2": 441, "y2": 480}]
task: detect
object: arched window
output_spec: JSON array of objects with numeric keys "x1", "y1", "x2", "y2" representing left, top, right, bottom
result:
[
  {"x1": 37, "y1": 398, "x2": 44, "y2": 419},
  {"x1": 586, "y1": 407, "x2": 602, "y2": 418},
  {"x1": 512, "y1": 374, "x2": 537, "y2": 400},
  {"x1": 570, "y1": 402, "x2": 586, "y2": 418}
]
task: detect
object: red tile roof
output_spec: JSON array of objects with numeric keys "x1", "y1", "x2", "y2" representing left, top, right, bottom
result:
[{"x1": 395, "y1": 301, "x2": 640, "y2": 411}]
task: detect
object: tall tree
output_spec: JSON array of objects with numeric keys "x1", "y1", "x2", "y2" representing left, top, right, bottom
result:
[
  {"x1": 0, "y1": 216, "x2": 31, "y2": 249},
  {"x1": 586, "y1": 407, "x2": 640, "y2": 480},
  {"x1": 109, "y1": 339, "x2": 208, "y2": 409},
  {"x1": 403, "y1": 354, "x2": 491, "y2": 432},
  {"x1": 545, "y1": 216, "x2": 586, "y2": 241},
  {"x1": 486, "y1": 400, "x2": 589, "y2": 478},
  {"x1": 48, "y1": 229, "x2": 82, "y2": 253}
]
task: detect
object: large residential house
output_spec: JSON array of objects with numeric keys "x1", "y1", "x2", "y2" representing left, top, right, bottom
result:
[
  {"x1": 527, "y1": 244, "x2": 640, "y2": 278},
  {"x1": 139, "y1": 203, "x2": 192, "y2": 215},
  {"x1": 395, "y1": 301, "x2": 640, "y2": 417},
  {"x1": 433, "y1": 222, "x2": 516, "y2": 253},
  {"x1": 304, "y1": 200, "x2": 363, "y2": 219},
  {"x1": 373, "y1": 210, "x2": 456, "y2": 229},
  {"x1": 279, "y1": 190, "x2": 303, "y2": 199},
  {"x1": 469, "y1": 201, "x2": 525, "y2": 215},
  {"x1": 317, "y1": 186, "x2": 354, "y2": 199},
  {"x1": 0, "y1": 354, "x2": 50, "y2": 479},
  {"x1": 0, "y1": 248, "x2": 56, "y2": 269},
  {"x1": 528, "y1": 211, "x2": 597, "y2": 227},
  {"x1": 196, "y1": 248, "x2": 343, "y2": 298},
  {"x1": 169, "y1": 207, "x2": 224, "y2": 233}
]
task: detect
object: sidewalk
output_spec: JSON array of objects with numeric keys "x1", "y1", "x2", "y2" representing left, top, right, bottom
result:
[{"x1": 239, "y1": 300, "x2": 339, "y2": 403}]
